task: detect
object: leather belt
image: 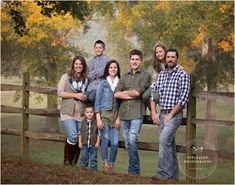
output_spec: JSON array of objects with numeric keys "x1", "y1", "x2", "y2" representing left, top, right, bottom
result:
[{"x1": 161, "y1": 109, "x2": 172, "y2": 114}]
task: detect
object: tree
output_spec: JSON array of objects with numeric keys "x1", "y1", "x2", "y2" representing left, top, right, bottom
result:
[
  {"x1": 1, "y1": 1, "x2": 91, "y2": 132},
  {"x1": 4, "y1": 1, "x2": 91, "y2": 36}
]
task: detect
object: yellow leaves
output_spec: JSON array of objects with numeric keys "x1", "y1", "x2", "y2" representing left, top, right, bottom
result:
[
  {"x1": 51, "y1": 36, "x2": 70, "y2": 48},
  {"x1": 232, "y1": 33, "x2": 235, "y2": 47},
  {"x1": 218, "y1": 41, "x2": 230, "y2": 52},
  {"x1": 219, "y1": 4, "x2": 230, "y2": 13},
  {"x1": 131, "y1": 3, "x2": 145, "y2": 19},
  {"x1": 218, "y1": 33, "x2": 234, "y2": 52},
  {"x1": 112, "y1": 2, "x2": 135, "y2": 38},
  {"x1": 2, "y1": 1, "x2": 81, "y2": 48},
  {"x1": 1, "y1": 10, "x2": 10, "y2": 22},
  {"x1": 180, "y1": 48, "x2": 196, "y2": 74},
  {"x1": 1, "y1": 10, "x2": 11, "y2": 33},
  {"x1": 192, "y1": 24, "x2": 207, "y2": 48},
  {"x1": 154, "y1": 2, "x2": 171, "y2": 11}
]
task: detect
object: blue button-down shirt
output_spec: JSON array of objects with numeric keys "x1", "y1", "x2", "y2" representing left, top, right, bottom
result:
[
  {"x1": 150, "y1": 65, "x2": 190, "y2": 110},
  {"x1": 87, "y1": 54, "x2": 109, "y2": 92}
]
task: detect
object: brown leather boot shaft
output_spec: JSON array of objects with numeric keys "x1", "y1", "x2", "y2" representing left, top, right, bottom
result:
[
  {"x1": 71, "y1": 143, "x2": 80, "y2": 166},
  {"x1": 64, "y1": 141, "x2": 73, "y2": 165}
]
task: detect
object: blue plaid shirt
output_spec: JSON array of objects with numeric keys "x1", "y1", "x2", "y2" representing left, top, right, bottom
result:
[{"x1": 150, "y1": 65, "x2": 190, "y2": 110}]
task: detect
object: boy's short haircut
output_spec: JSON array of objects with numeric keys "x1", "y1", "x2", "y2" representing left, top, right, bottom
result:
[
  {"x1": 84, "y1": 103, "x2": 94, "y2": 110},
  {"x1": 94, "y1": 40, "x2": 105, "y2": 49},
  {"x1": 129, "y1": 49, "x2": 143, "y2": 60}
]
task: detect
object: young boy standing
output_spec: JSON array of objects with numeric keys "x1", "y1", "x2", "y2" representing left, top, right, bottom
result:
[
  {"x1": 114, "y1": 49, "x2": 151, "y2": 175},
  {"x1": 78, "y1": 104, "x2": 100, "y2": 170}
]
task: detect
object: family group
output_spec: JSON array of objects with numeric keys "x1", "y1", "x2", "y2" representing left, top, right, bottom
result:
[{"x1": 57, "y1": 40, "x2": 190, "y2": 180}]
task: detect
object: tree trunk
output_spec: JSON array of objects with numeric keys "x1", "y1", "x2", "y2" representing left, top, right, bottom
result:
[
  {"x1": 45, "y1": 62, "x2": 59, "y2": 133},
  {"x1": 204, "y1": 38, "x2": 218, "y2": 150}
]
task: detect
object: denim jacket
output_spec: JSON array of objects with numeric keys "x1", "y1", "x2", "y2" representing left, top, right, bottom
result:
[{"x1": 95, "y1": 79, "x2": 115, "y2": 113}]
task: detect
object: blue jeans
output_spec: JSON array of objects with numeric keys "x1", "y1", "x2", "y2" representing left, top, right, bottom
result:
[
  {"x1": 121, "y1": 118, "x2": 143, "y2": 175},
  {"x1": 80, "y1": 145, "x2": 98, "y2": 170},
  {"x1": 100, "y1": 124, "x2": 119, "y2": 165},
  {"x1": 63, "y1": 119, "x2": 80, "y2": 145},
  {"x1": 157, "y1": 110, "x2": 183, "y2": 180}
]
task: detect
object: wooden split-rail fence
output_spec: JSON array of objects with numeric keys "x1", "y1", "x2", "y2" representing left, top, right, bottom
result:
[{"x1": 1, "y1": 72, "x2": 234, "y2": 183}]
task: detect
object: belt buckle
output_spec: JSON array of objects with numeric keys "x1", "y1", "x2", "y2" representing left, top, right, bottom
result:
[{"x1": 162, "y1": 109, "x2": 171, "y2": 114}]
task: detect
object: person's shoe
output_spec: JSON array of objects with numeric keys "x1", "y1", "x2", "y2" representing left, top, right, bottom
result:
[
  {"x1": 109, "y1": 164, "x2": 114, "y2": 174},
  {"x1": 128, "y1": 172, "x2": 138, "y2": 176},
  {"x1": 151, "y1": 175, "x2": 163, "y2": 181},
  {"x1": 103, "y1": 161, "x2": 109, "y2": 173}
]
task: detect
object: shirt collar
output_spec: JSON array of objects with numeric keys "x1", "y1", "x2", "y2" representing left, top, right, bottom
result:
[
  {"x1": 167, "y1": 65, "x2": 179, "y2": 74},
  {"x1": 128, "y1": 68, "x2": 143, "y2": 75},
  {"x1": 93, "y1": 54, "x2": 106, "y2": 59}
]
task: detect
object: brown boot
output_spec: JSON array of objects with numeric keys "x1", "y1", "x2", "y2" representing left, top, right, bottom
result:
[
  {"x1": 71, "y1": 143, "x2": 80, "y2": 166},
  {"x1": 64, "y1": 141, "x2": 73, "y2": 165}
]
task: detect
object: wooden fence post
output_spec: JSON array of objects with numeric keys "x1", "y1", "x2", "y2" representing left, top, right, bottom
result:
[
  {"x1": 186, "y1": 75, "x2": 197, "y2": 183},
  {"x1": 21, "y1": 72, "x2": 29, "y2": 155}
]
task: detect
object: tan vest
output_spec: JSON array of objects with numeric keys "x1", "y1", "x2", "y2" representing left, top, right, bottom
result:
[{"x1": 60, "y1": 77, "x2": 80, "y2": 116}]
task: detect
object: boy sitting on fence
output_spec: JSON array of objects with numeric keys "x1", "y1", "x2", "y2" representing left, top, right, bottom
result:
[{"x1": 78, "y1": 104, "x2": 100, "y2": 170}]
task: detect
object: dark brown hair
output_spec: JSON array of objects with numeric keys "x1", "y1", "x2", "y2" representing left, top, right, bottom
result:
[
  {"x1": 94, "y1": 40, "x2": 105, "y2": 49},
  {"x1": 129, "y1": 49, "x2": 143, "y2": 60},
  {"x1": 102, "y1": 60, "x2": 121, "y2": 79},
  {"x1": 84, "y1": 103, "x2": 94, "y2": 110},
  {"x1": 167, "y1": 48, "x2": 179, "y2": 59},
  {"x1": 69, "y1": 55, "x2": 87, "y2": 81},
  {"x1": 152, "y1": 43, "x2": 168, "y2": 73}
]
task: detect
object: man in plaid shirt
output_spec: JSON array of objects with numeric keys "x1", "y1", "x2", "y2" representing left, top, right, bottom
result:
[{"x1": 150, "y1": 48, "x2": 190, "y2": 180}]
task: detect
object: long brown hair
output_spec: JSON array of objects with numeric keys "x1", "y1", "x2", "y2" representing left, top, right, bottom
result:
[
  {"x1": 69, "y1": 55, "x2": 87, "y2": 81},
  {"x1": 152, "y1": 43, "x2": 168, "y2": 73}
]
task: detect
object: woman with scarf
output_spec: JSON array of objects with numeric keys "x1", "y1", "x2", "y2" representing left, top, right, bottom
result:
[
  {"x1": 57, "y1": 55, "x2": 88, "y2": 166},
  {"x1": 95, "y1": 60, "x2": 121, "y2": 174}
]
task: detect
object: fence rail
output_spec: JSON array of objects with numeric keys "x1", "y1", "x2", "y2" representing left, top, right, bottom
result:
[
  {"x1": 1, "y1": 73, "x2": 234, "y2": 183},
  {"x1": 2, "y1": 105, "x2": 233, "y2": 127}
]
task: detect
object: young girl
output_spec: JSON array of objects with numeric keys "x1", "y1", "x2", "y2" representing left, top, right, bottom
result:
[
  {"x1": 94, "y1": 60, "x2": 121, "y2": 174},
  {"x1": 152, "y1": 43, "x2": 168, "y2": 78},
  {"x1": 142, "y1": 44, "x2": 168, "y2": 104},
  {"x1": 57, "y1": 55, "x2": 88, "y2": 166}
]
